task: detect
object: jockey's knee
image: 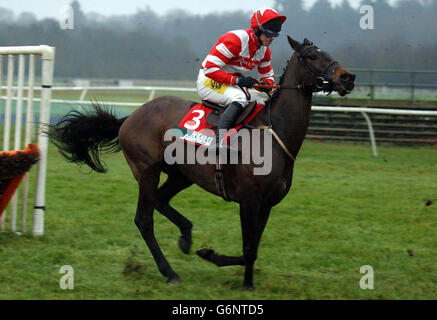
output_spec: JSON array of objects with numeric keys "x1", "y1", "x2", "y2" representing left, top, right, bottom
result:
[
  {"x1": 231, "y1": 87, "x2": 249, "y2": 102},
  {"x1": 230, "y1": 100, "x2": 247, "y2": 109}
]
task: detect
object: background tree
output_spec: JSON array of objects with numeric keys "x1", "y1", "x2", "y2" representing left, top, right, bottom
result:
[{"x1": 0, "y1": 0, "x2": 436, "y2": 82}]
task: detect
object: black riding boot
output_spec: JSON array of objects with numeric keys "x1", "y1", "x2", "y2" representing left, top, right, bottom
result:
[{"x1": 214, "y1": 101, "x2": 243, "y2": 150}]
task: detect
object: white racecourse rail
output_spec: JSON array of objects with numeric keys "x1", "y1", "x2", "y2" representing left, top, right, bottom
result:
[
  {"x1": 0, "y1": 45, "x2": 55, "y2": 235},
  {"x1": 16, "y1": 84, "x2": 437, "y2": 157}
]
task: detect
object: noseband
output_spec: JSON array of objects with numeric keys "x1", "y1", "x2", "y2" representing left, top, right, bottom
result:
[{"x1": 296, "y1": 45, "x2": 338, "y2": 93}]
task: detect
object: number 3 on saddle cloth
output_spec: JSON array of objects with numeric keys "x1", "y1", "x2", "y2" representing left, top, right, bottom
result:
[{"x1": 172, "y1": 101, "x2": 265, "y2": 148}]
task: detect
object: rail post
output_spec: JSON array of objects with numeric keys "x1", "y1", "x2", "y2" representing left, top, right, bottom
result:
[
  {"x1": 410, "y1": 72, "x2": 415, "y2": 101},
  {"x1": 369, "y1": 69, "x2": 375, "y2": 99}
]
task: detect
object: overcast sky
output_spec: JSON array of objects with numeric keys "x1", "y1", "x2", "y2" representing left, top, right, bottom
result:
[{"x1": 0, "y1": 0, "x2": 391, "y2": 19}]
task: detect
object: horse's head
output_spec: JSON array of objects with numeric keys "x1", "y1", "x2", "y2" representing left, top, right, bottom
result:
[{"x1": 286, "y1": 36, "x2": 355, "y2": 96}]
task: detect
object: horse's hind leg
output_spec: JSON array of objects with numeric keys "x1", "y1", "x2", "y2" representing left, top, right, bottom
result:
[
  {"x1": 156, "y1": 172, "x2": 194, "y2": 254},
  {"x1": 135, "y1": 164, "x2": 180, "y2": 283},
  {"x1": 196, "y1": 249, "x2": 245, "y2": 266}
]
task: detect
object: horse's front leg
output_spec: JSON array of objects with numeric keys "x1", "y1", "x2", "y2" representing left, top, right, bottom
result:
[
  {"x1": 196, "y1": 201, "x2": 271, "y2": 289},
  {"x1": 239, "y1": 201, "x2": 272, "y2": 289}
]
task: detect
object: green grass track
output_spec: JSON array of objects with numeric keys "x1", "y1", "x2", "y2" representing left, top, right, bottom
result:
[{"x1": 0, "y1": 140, "x2": 436, "y2": 299}]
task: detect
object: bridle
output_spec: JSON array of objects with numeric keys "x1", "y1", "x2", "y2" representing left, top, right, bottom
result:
[
  {"x1": 245, "y1": 41, "x2": 352, "y2": 162},
  {"x1": 253, "y1": 47, "x2": 339, "y2": 97},
  {"x1": 294, "y1": 44, "x2": 338, "y2": 93}
]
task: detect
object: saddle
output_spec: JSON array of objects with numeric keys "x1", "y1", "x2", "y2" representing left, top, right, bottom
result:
[
  {"x1": 176, "y1": 101, "x2": 262, "y2": 203},
  {"x1": 202, "y1": 100, "x2": 258, "y2": 128}
]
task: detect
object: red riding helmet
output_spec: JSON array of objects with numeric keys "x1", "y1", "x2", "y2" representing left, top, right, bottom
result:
[{"x1": 250, "y1": 8, "x2": 287, "y2": 30}]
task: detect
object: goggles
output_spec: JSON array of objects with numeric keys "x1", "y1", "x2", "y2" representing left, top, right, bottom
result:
[{"x1": 260, "y1": 26, "x2": 280, "y2": 38}]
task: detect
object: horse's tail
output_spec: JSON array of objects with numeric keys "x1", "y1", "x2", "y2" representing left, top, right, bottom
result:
[{"x1": 46, "y1": 103, "x2": 128, "y2": 173}]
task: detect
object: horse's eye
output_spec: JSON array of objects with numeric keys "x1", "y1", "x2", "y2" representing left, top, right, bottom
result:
[{"x1": 307, "y1": 54, "x2": 317, "y2": 60}]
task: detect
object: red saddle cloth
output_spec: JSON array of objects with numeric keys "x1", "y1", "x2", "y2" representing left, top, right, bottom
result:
[{"x1": 173, "y1": 102, "x2": 265, "y2": 148}]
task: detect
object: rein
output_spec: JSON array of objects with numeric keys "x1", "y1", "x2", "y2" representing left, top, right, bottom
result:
[{"x1": 253, "y1": 84, "x2": 302, "y2": 90}]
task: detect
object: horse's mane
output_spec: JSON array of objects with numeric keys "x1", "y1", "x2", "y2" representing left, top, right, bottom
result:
[{"x1": 266, "y1": 59, "x2": 290, "y2": 106}]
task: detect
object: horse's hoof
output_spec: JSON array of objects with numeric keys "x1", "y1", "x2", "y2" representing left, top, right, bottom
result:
[
  {"x1": 178, "y1": 235, "x2": 191, "y2": 254},
  {"x1": 167, "y1": 276, "x2": 182, "y2": 284},
  {"x1": 243, "y1": 285, "x2": 255, "y2": 291},
  {"x1": 196, "y1": 248, "x2": 215, "y2": 260}
]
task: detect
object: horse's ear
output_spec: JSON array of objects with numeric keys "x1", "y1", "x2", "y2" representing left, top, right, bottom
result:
[
  {"x1": 303, "y1": 38, "x2": 313, "y2": 46},
  {"x1": 287, "y1": 35, "x2": 302, "y2": 52}
]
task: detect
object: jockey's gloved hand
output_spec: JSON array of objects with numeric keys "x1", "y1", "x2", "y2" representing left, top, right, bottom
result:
[{"x1": 236, "y1": 76, "x2": 258, "y2": 88}]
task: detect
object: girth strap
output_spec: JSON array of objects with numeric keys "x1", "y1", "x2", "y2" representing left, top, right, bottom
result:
[
  {"x1": 213, "y1": 125, "x2": 295, "y2": 202},
  {"x1": 215, "y1": 154, "x2": 231, "y2": 202}
]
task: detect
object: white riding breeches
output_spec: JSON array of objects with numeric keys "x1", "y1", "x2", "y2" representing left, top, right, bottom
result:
[{"x1": 196, "y1": 69, "x2": 268, "y2": 108}]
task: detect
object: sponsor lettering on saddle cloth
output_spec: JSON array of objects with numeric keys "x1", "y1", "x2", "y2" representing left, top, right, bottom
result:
[{"x1": 172, "y1": 102, "x2": 265, "y2": 148}]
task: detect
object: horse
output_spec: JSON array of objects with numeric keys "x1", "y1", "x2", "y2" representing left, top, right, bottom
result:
[{"x1": 47, "y1": 36, "x2": 355, "y2": 289}]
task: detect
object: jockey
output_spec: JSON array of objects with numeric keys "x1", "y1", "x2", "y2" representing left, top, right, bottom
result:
[{"x1": 196, "y1": 8, "x2": 287, "y2": 150}]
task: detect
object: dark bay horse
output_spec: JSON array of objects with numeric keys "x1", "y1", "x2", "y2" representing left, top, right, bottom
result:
[{"x1": 48, "y1": 36, "x2": 355, "y2": 289}]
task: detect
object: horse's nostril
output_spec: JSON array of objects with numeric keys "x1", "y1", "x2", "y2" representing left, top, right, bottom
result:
[{"x1": 340, "y1": 72, "x2": 356, "y2": 82}]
